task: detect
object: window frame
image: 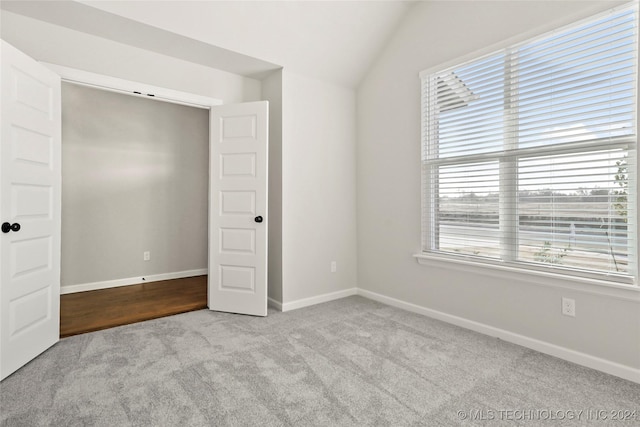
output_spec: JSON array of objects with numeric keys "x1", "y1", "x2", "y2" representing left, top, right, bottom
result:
[{"x1": 418, "y1": 2, "x2": 639, "y2": 287}]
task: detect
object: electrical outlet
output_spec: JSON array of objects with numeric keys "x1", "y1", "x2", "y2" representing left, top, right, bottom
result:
[
  {"x1": 331, "y1": 261, "x2": 337, "y2": 273},
  {"x1": 143, "y1": 251, "x2": 151, "y2": 261},
  {"x1": 561, "y1": 297, "x2": 575, "y2": 317}
]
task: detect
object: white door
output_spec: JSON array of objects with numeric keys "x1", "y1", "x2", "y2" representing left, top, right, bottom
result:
[
  {"x1": 0, "y1": 41, "x2": 61, "y2": 381},
  {"x1": 209, "y1": 101, "x2": 268, "y2": 316}
]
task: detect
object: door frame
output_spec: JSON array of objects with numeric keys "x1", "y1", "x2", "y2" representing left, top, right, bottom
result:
[
  {"x1": 43, "y1": 63, "x2": 222, "y2": 109},
  {"x1": 45, "y1": 63, "x2": 223, "y2": 296}
]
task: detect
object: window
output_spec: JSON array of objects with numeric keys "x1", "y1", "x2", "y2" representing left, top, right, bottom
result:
[{"x1": 421, "y1": 3, "x2": 638, "y2": 283}]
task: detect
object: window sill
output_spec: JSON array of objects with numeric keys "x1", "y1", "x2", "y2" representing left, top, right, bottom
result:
[{"x1": 413, "y1": 253, "x2": 640, "y2": 302}]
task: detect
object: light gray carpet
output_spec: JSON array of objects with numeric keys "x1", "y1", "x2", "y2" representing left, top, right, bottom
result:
[{"x1": 1, "y1": 296, "x2": 639, "y2": 426}]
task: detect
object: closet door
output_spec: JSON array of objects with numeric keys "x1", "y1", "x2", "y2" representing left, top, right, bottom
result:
[
  {"x1": 208, "y1": 101, "x2": 268, "y2": 316},
  {"x1": 0, "y1": 41, "x2": 61, "y2": 381}
]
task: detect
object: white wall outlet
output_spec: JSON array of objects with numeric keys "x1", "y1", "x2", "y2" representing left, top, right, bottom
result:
[
  {"x1": 331, "y1": 261, "x2": 337, "y2": 273},
  {"x1": 561, "y1": 297, "x2": 575, "y2": 317},
  {"x1": 143, "y1": 251, "x2": 151, "y2": 261}
]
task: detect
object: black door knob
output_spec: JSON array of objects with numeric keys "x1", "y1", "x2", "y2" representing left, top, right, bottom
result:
[
  {"x1": 2, "y1": 222, "x2": 20, "y2": 233},
  {"x1": 254, "y1": 216, "x2": 263, "y2": 223}
]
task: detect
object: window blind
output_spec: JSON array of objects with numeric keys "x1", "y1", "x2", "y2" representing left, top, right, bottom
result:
[{"x1": 421, "y1": 3, "x2": 637, "y2": 282}]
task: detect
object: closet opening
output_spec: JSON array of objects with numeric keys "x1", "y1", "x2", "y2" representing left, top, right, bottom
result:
[{"x1": 59, "y1": 79, "x2": 212, "y2": 336}]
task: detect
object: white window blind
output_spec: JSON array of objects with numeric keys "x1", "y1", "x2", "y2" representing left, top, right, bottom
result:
[{"x1": 421, "y1": 3, "x2": 637, "y2": 283}]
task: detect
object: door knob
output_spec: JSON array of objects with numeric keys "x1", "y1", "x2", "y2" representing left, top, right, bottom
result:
[
  {"x1": 254, "y1": 216, "x2": 263, "y2": 223},
  {"x1": 1, "y1": 222, "x2": 20, "y2": 233}
]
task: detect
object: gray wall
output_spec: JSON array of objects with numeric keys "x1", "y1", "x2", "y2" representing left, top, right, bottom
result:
[
  {"x1": 61, "y1": 83, "x2": 209, "y2": 288},
  {"x1": 357, "y1": 0, "x2": 640, "y2": 372},
  {"x1": 1, "y1": 11, "x2": 261, "y2": 104},
  {"x1": 282, "y1": 71, "x2": 358, "y2": 304}
]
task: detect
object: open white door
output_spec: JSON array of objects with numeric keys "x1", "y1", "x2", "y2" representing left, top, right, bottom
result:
[
  {"x1": 0, "y1": 41, "x2": 61, "y2": 381},
  {"x1": 209, "y1": 101, "x2": 268, "y2": 316}
]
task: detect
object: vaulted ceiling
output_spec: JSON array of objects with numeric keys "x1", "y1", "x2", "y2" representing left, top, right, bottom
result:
[{"x1": 1, "y1": 1, "x2": 416, "y2": 87}]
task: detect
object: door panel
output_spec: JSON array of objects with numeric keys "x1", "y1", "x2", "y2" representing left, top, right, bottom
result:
[
  {"x1": 220, "y1": 191, "x2": 256, "y2": 215},
  {"x1": 220, "y1": 228, "x2": 256, "y2": 254},
  {"x1": 1, "y1": 41, "x2": 61, "y2": 381},
  {"x1": 209, "y1": 102, "x2": 268, "y2": 316}
]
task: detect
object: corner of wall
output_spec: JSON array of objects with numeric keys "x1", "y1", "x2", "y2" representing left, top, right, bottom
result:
[
  {"x1": 279, "y1": 71, "x2": 358, "y2": 304},
  {"x1": 262, "y1": 69, "x2": 284, "y2": 304}
]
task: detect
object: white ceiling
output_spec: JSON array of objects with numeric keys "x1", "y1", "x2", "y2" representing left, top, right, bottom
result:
[{"x1": 3, "y1": 1, "x2": 416, "y2": 87}]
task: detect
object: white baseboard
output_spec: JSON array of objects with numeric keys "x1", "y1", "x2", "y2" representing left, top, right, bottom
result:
[
  {"x1": 357, "y1": 288, "x2": 640, "y2": 384},
  {"x1": 268, "y1": 297, "x2": 283, "y2": 311},
  {"x1": 279, "y1": 287, "x2": 358, "y2": 312},
  {"x1": 58, "y1": 271, "x2": 640, "y2": 383},
  {"x1": 60, "y1": 269, "x2": 208, "y2": 295}
]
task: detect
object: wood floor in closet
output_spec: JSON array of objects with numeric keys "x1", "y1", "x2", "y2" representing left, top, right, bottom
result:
[{"x1": 60, "y1": 275, "x2": 208, "y2": 338}]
